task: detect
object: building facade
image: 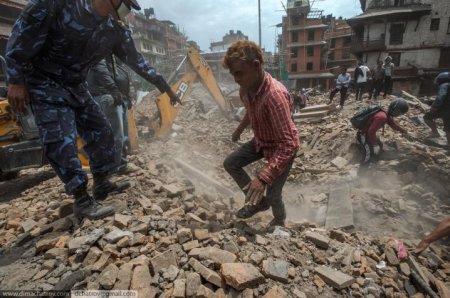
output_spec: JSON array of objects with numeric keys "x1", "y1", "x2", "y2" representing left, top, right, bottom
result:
[
  {"x1": 324, "y1": 19, "x2": 358, "y2": 70},
  {"x1": 209, "y1": 30, "x2": 248, "y2": 53},
  {"x1": 281, "y1": 0, "x2": 334, "y2": 90},
  {"x1": 126, "y1": 12, "x2": 168, "y2": 66},
  {"x1": 348, "y1": 0, "x2": 450, "y2": 96}
]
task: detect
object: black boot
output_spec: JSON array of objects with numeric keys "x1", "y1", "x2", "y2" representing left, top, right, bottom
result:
[
  {"x1": 73, "y1": 187, "x2": 115, "y2": 220},
  {"x1": 93, "y1": 172, "x2": 130, "y2": 201},
  {"x1": 269, "y1": 201, "x2": 286, "y2": 227}
]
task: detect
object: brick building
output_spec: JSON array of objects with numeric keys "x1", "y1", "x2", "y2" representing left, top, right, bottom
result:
[
  {"x1": 348, "y1": 0, "x2": 450, "y2": 96},
  {"x1": 281, "y1": 0, "x2": 334, "y2": 90},
  {"x1": 126, "y1": 12, "x2": 168, "y2": 66},
  {"x1": 324, "y1": 19, "x2": 357, "y2": 70},
  {"x1": 161, "y1": 20, "x2": 187, "y2": 58}
]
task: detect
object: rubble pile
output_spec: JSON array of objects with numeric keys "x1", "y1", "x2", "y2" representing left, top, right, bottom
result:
[{"x1": 0, "y1": 84, "x2": 449, "y2": 297}]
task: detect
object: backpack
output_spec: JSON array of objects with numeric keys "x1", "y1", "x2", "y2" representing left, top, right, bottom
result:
[{"x1": 350, "y1": 105, "x2": 384, "y2": 129}]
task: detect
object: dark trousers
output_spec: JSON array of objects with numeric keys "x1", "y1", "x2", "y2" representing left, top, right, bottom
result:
[
  {"x1": 329, "y1": 87, "x2": 348, "y2": 106},
  {"x1": 355, "y1": 82, "x2": 367, "y2": 101},
  {"x1": 369, "y1": 79, "x2": 383, "y2": 99},
  {"x1": 31, "y1": 97, "x2": 115, "y2": 195},
  {"x1": 383, "y1": 76, "x2": 393, "y2": 96},
  {"x1": 356, "y1": 132, "x2": 383, "y2": 173},
  {"x1": 223, "y1": 140, "x2": 294, "y2": 221}
]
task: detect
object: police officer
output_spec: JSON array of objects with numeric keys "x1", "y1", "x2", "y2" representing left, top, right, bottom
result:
[
  {"x1": 5, "y1": 0, "x2": 180, "y2": 220},
  {"x1": 424, "y1": 72, "x2": 450, "y2": 147},
  {"x1": 87, "y1": 55, "x2": 135, "y2": 175}
]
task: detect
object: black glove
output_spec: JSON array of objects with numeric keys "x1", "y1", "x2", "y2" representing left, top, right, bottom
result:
[{"x1": 112, "y1": 93, "x2": 125, "y2": 106}]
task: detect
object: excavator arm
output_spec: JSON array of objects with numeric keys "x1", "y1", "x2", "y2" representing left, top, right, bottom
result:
[{"x1": 149, "y1": 47, "x2": 230, "y2": 137}]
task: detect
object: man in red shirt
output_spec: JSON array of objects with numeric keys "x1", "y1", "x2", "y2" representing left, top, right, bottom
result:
[
  {"x1": 222, "y1": 40, "x2": 300, "y2": 227},
  {"x1": 357, "y1": 98, "x2": 408, "y2": 174}
]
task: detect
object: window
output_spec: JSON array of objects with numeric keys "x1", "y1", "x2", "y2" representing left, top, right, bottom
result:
[
  {"x1": 342, "y1": 49, "x2": 351, "y2": 59},
  {"x1": 388, "y1": 52, "x2": 401, "y2": 66},
  {"x1": 291, "y1": 63, "x2": 298, "y2": 72},
  {"x1": 306, "y1": 62, "x2": 313, "y2": 70},
  {"x1": 291, "y1": 32, "x2": 298, "y2": 43},
  {"x1": 430, "y1": 18, "x2": 440, "y2": 31},
  {"x1": 292, "y1": 16, "x2": 300, "y2": 26},
  {"x1": 307, "y1": 47, "x2": 314, "y2": 57},
  {"x1": 328, "y1": 51, "x2": 335, "y2": 61},
  {"x1": 308, "y1": 30, "x2": 315, "y2": 41},
  {"x1": 330, "y1": 39, "x2": 335, "y2": 48},
  {"x1": 291, "y1": 48, "x2": 298, "y2": 58},
  {"x1": 344, "y1": 36, "x2": 351, "y2": 45},
  {"x1": 390, "y1": 23, "x2": 404, "y2": 45},
  {"x1": 439, "y1": 48, "x2": 450, "y2": 68}
]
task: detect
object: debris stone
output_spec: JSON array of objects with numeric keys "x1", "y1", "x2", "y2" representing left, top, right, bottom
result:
[
  {"x1": 315, "y1": 266, "x2": 355, "y2": 290},
  {"x1": 185, "y1": 272, "x2": 202, "y2": 297},
  {"x1": 262, "y1": 258, "x2": 290, "y2": 283},
  {"x1": 220, "y1": 263, "x2": 265, "y2": 291},
  {"x1": 188, "y1": 258, "x2": 223, "y2": 288},
  {"x1": 173, "y1": 278, "x2": 186, "y2": 298},
  {"x1": 305, "y1": 231, "x2": 330, "y2": 249},
  {"x1": 151, "y1": 249, "x2": 178, "y2": 273},
  {"x1": 188, "y1": 247, "x2": 237, "y2": 266},
  {"x1": 97, "y1": 263, "x2": 119, "y2": 290},
  {"x1": 263, "y1": 286, "x2": 289, "y2": 298}
]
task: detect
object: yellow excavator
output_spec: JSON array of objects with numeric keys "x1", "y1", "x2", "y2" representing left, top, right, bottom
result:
[{"x1": 0, "y1": 47, "x2": 232, "y2": 179}]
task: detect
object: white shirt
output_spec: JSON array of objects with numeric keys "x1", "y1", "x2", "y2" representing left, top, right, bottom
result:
[
  {"x1": 356, "y1": 65, "x2": 370, "y2": 83},
  {"x1": 383, "y1": 62, "x2": 394, "y2": 77}
]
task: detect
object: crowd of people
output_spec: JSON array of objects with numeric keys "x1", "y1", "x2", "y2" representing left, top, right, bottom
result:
[
  {"x1": 328, "y1": 56, "x2": 398, "y2": 109},
  {"x1": 3, "y1": 0, "x2": 449, "y2": 264}
]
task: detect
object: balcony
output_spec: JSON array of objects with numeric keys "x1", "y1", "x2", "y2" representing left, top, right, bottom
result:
[
  {"x1": 367, "y1": 0, "x2": 422, "y2": 10},
  {"x1": 287, "y1": 40, "x2": 327, "y2": 48},
  {"x1": 350, "y1": 38, "x2": 386, "y2": 53}
]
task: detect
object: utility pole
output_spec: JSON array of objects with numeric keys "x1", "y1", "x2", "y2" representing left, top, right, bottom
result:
[{"x1": 258, "y1": 0, "x2": 261, "y2": 47}]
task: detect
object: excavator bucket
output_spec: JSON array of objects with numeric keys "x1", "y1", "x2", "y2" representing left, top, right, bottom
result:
[{"x1": 153, "y1": 72, "x2": 197, "y2": 137}]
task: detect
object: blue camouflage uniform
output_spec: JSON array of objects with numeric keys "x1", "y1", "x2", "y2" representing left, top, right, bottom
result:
[
  {"x1": 5, "y1": 0, "x2": 170, "y2": 194},
  {"x1": 424, "y1": 82, "x2": 450, "y2": 133}
]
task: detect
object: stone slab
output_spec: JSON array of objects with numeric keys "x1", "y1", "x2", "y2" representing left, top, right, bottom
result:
[
  {"x1": 315, "y1": 266, "x2": 355, "y2": 290},
  {"x1": 325, "y1": 184, "x2": 354, "y2": 229}
]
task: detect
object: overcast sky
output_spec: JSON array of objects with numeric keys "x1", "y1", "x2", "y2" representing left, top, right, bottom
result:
[{"x1": 140, "y1": 0, "x2": 362, "y2": 53}]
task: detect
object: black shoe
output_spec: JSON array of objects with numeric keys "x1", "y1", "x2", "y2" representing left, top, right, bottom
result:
[
  {"x1": 236, "y1": 203, "x2": 270, "y2": 219},
  {"x1": 93, "y1": 172, "x2": 130, "y2": 200},
  {"x1": 268, "y1": 218, "x2": 285, "y2": 227},
  {"x1": 73, "y1": 190, "x2": 115, "y2": 220}
]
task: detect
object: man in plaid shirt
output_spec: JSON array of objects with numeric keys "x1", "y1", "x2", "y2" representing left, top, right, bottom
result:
[{"x1": 223, "y1": 40, "x2": 300, "y2": 227}]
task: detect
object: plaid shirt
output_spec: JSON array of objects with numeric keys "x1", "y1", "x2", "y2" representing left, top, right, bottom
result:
[{"x1": 240, "y1": 72, "x2": 300, "y2": 185}]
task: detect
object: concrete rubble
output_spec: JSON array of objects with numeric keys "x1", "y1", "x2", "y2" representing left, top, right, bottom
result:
[{"x1": 0, "y1": 84, "x2": 449, "y2": 297}]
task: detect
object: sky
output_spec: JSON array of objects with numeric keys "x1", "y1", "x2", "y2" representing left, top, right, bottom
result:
[{"x1": 139, "y1": 0, "x2": 362, "y2": 53}]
